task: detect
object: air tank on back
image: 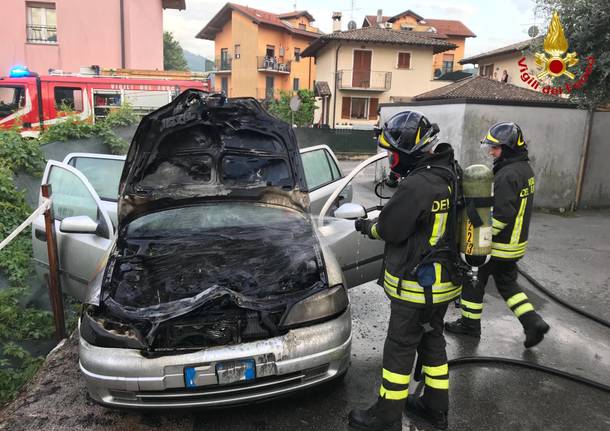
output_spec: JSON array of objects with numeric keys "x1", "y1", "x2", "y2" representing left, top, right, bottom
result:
[{"x1": 459, "y1": 164, "x2": 493, "y2": 268}]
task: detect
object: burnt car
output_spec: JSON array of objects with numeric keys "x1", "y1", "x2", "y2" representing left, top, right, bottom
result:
[{"x1": 31, "y1": 91, "x2": 383, "y2": 408}]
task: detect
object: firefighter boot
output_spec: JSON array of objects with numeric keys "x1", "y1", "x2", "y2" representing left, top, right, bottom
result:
[
  {"x1": 348, "y1": 397, "x2": 402, "y2": 431},
  {"x1": 522, "y1": 313, "x2": 550, "y2": 348},
  {"x1": 444, "y1": 317, "x2": 481, "y2": 337},
  {"x1": 404, "y1": 395, "x2": 448, "y2": 430}
]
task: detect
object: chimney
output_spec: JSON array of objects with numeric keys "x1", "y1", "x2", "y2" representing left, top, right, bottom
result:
[
  {"x1": 332, "y1": 12, "x2": 342, "y2": 32},
  {"x1": 376, "y1": 9, "x2": 383, "y2": 27}
]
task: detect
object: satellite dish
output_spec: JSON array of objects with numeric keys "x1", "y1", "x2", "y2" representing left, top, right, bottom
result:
[
  {"x1": 528, "y1": 25, "x2": 539, "y2": 38},
  {"x1": 348, "y1": 20, "x2": 357, "y2": 30},
  {"x1": 289, "y1": 95, "x2": 301, "y2": 112}
]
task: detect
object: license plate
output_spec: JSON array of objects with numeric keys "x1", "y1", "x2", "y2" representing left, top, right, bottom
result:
[{"x1": 215, "y1": 359, "x2": 256, "y2": 385}]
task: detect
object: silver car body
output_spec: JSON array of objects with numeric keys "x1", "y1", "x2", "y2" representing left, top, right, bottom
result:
[{"x1": 32, "y1": 136, "x2": 384, "y2": 408}]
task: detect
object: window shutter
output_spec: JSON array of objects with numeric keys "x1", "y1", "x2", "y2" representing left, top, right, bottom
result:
[
  {"x1": 398, "y1": 52, "x2": 411, "y2": 69},
  {"x1": 368, "y1": 98, "x2": 379, "y2": 120},
  {"x1": 341, "y1": 97, "x2": 351, "y2": 119}
]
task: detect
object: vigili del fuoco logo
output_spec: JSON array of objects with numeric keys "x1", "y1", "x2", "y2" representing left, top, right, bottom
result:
[{"x1": 517, "y1": 11, "x2": 595, "y2": 96}]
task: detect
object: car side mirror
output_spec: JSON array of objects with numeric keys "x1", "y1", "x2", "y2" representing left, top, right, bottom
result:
[
  {"x1": 60, "y1": 215, "x2": 99, "y2": 234},
  {"x1": 334, "y1": 203, "x2": 366, "y2": 220}
]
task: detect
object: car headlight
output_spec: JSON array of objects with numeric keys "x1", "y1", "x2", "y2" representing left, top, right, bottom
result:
[
  {"x1": 80, "y1": 306, "x2": 146, "y2": 349},
  {"x1": 279, "y1": 285, "x2": 349, "y2": 329}
]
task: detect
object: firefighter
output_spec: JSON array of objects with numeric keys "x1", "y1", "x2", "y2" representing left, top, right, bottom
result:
[
  {"x1": 348, "y1": 111, "x2": 460, "y2": 431},
  {"x1": 445, "y1": 122, "x2": 550, "y2": 348}
]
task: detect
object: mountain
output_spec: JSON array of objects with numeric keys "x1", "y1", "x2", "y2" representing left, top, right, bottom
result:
[{"x1": 183, "y1": 50, "x2": 215, "y2": 72}]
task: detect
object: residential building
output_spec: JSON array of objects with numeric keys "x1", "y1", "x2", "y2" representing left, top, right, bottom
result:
[
  {"x1": 362, "y1": 9, "x2": 476, "y2": 76},
  {"x1": 196, "y1": 3, "x2": 321, "y2": 99},
  {"x1": 302, "y1": 19, "x2": 456, "y2": 128},
  {"x1": 0, "y1": 0, "x2": 185, "y2": 75},
  {"x1": 460, "y1": 37, "x2": 543, "y2": 89}
]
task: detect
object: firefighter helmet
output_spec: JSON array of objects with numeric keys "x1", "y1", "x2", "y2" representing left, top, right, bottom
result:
[
  {"x1": 480, "y1": 122, "x2": 527, "y2": 153},
  {"x1": 376, "y1": 111, "x2": 440, "y2": 175}
]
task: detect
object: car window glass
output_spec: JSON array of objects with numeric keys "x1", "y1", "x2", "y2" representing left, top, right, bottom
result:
[
  {"x1": 127, "y1": 203, "x2": 305, "y2": 237},
  {"x1": 325, "y1": 150, "x2": 342, "y2": 180},
  {"x1": 47, "y1": 166, "x2": 98, "y2": 221},
  {"x1": 71, "y1": 157, "x2": 124, "y2": 201},
  {"x1": 221, "y1": 156, "x2": 292, "y2": 187},
  {"x1": 0, "y1": 86, "x2": 25, "y2": 118},
  {"x1": 301, "y1": 149, "x2": 333, "y2": 190}
]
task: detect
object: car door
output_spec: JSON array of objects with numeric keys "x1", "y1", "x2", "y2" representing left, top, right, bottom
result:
[
  {"x1": 31, "y1": 161, "x2": 114, "y2": 302},
  {"x1": 300, "y1": 145, "x2": 352, "y2": 215},
  {"x1": 62, "y1": 153, "x2": 125, "y2": 228},
  {"x1": 317, "y1": 152, "x2": 388, "y2": 288}
]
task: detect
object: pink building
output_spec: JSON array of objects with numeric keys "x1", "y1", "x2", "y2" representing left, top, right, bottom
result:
[{"x1": 0, "y1": 0, "x2": 185, "y2": 76}]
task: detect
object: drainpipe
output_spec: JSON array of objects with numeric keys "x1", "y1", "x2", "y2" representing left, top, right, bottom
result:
[
  {"x1": 332, "y1": 43, "x2": 341, "y2": 128},
  {"x1": 120, "y1": 0, "x2": 126, "y2": 68},
  {"x1": 573, "y1": 107, "x2": 594, "y2": 211},
  {"x1": 308, "y1": 57, "x2": 312, "y2": 89}
]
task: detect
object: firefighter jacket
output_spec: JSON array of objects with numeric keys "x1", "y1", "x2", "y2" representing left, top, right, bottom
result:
[
  {"x1": 365, "y1": 145, "x2": 461, "y2": 308},
  {"x1": 491, "y1": 153, "x2": 535, "y2": 261}
]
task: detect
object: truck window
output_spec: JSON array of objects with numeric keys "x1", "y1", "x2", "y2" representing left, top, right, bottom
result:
[
  {"x1": 0, "y1": 86, "x2": 26, "y2": 119},
  {"x1": 54, "y1": 87, "x2": 84, "y2": 112}
]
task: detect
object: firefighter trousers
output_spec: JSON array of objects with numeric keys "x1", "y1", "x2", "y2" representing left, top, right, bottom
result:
[
  {"x1": 459, "y1": 259, "x2": 539, "y2": 328},
  {"x1": 377, "y1": 301, "x2": 449, "y2": 419}
]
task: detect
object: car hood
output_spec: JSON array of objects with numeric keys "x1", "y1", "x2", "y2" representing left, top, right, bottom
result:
[{"x1": 117, "y1": 91, "x2": 309, "y2": 229}]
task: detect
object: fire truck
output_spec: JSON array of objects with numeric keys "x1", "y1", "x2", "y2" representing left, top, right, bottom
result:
[{"x1": 0, "y1": 66, "x2": 210, "y2": 137}]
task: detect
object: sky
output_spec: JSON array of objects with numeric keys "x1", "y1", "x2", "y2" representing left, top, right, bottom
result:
[{"x1": 164, "y1": 0, "x2": 546, "y2": 61}]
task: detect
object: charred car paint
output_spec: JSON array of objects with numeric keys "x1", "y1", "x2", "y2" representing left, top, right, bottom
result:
[{"x1": 77, "y1": 91, "x2": 352, "y2": 407}]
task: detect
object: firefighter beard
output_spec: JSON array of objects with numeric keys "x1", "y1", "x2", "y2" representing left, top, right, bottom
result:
[{"x1": 352, "y1": 144, "x2": 460, "y2": 427}]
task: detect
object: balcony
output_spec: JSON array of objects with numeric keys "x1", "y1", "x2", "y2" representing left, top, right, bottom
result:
[
  {"x1": 256, "y1": 88, "x2": 287, "y2": 101},
  {"x1": 26, "y1": 24, "x2": 57, "y2": 43},
  {"x1": 257, "y1": 57, "x2": 291, "y2": 74},
  {"x1": 215, "y1": 56, "x2": 232, "y2": 72},
  {"x1": 336, "y1": 70, "x2": 392, "y2": 91}
]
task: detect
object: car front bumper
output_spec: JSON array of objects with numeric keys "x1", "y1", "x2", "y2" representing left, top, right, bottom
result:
[{"x1": 79, "y1": 308, "x2": 351, "y2": 408}]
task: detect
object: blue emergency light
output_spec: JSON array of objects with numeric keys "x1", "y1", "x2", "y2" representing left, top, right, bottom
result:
[{"x1": 9, "y1": 65, "x2": 32, "y2": 78}]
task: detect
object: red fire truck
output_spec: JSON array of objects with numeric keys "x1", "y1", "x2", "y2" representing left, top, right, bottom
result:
[{"x1": 0, "y1": 66, "x2": 210, "y2": 137}]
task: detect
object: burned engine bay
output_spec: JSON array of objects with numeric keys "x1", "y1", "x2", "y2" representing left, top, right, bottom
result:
[{"x1": 82, "y1": 92, "x2": 331, "y2": 352}]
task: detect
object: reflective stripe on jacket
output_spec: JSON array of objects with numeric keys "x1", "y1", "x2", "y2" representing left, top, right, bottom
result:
[{"x1": 491, "y1": 158, "x2": 534, "y2": 261}]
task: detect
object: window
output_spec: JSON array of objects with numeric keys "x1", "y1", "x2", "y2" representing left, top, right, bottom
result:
[
  {"x1": 400, "y1": 24, "x2": 414, "y2": 31},
  {"x1": 442, "y1": 54, "x2": 454, "y2": 74},
  {"x1": 481, "y1": 63, "x2": 494, "y2": 77},
  {"x1": 69, "y1": 157, "x2": 125, "y2": 202},
  {"x1": 293, "y1": 78, "x2": 300, "y2": 91},
  {"x1": 397, "y1": 52, "x2": 411, "y2": 69},
  {"x1": 294, "y1": 47, "x2": 301, "y2": 62},
  {"x1": 220, "y1": 48, "x2": 230, "y2": 70},
  {"x1": 298, "y1": 23, "x2": 306, "y2": 30},
  {"x1": 350, "y1": 98, "x2": 368, "y2": 120},
  {"x1": 265, "y1": 76, "x2": 274, "y2": 99},
  {"x1": 54, "y1": 87, "x2": 83, "y2": 112},
  {"x1": 26, "y1": 2, "x2": 57, "y2": 43},
  {"x1": 47, "y1": 165, "x2": 98, "y2": 221},
  {"x1": 0, "y1": 86, "x2": 26, "y2": 119},
  {"x1": 221, "y1": 77, "x2": 229, "y2": 96},
  {"x1": 266, "y1": 45, "x2": 275, "y2": 58},
  {"x1": 301, "y1": 149, "x2": 335, "y2": 190},
  {"x1": 234, "y1": 44, "x2": 240, "y2": 59},
  {"x1": 341, "y1": 97, "x2": 378, "y2": 120}
]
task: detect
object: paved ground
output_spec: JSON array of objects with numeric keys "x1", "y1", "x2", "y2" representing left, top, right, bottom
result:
[{"x1": 1, "y1": 160, "x2": 608, "y2": 430}]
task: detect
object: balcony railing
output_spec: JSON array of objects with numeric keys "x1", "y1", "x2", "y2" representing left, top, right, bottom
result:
[
  {"x1": 257, "y1": 57, "x2": 291, "y2": 74},
  {"x1": 215, "y1": 56, "x2": 232, "y2": 72},
  {"x1": 337, "y1": 70, "x2": 392, "y2": 91},
  {"x1": 26, "y1": 24, "x2": 57, "y2": 43}
]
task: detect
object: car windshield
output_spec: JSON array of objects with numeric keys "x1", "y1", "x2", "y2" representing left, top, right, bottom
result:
[
  {"x1": 0, "y1": 86, "x2": 25, "y2": 118},
  {"x1": 126, "y1": 202, "x2": 307, "y2": 238}
]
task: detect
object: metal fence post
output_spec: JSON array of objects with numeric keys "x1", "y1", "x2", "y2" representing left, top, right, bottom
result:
[{"x1": 41, "y1": 184, "x2": 66, "y2": 340}]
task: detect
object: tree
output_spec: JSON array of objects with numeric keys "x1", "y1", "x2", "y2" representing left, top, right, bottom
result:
[
  {"x1": 267, "y1": 90, "x2": 318, "y2": 127},
  {"x1": 163, "y1": 31, "x2": 189, "y2": 71},
  {"x1": 534, "y1": 0, "x2": 610, "y2": 108}
]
